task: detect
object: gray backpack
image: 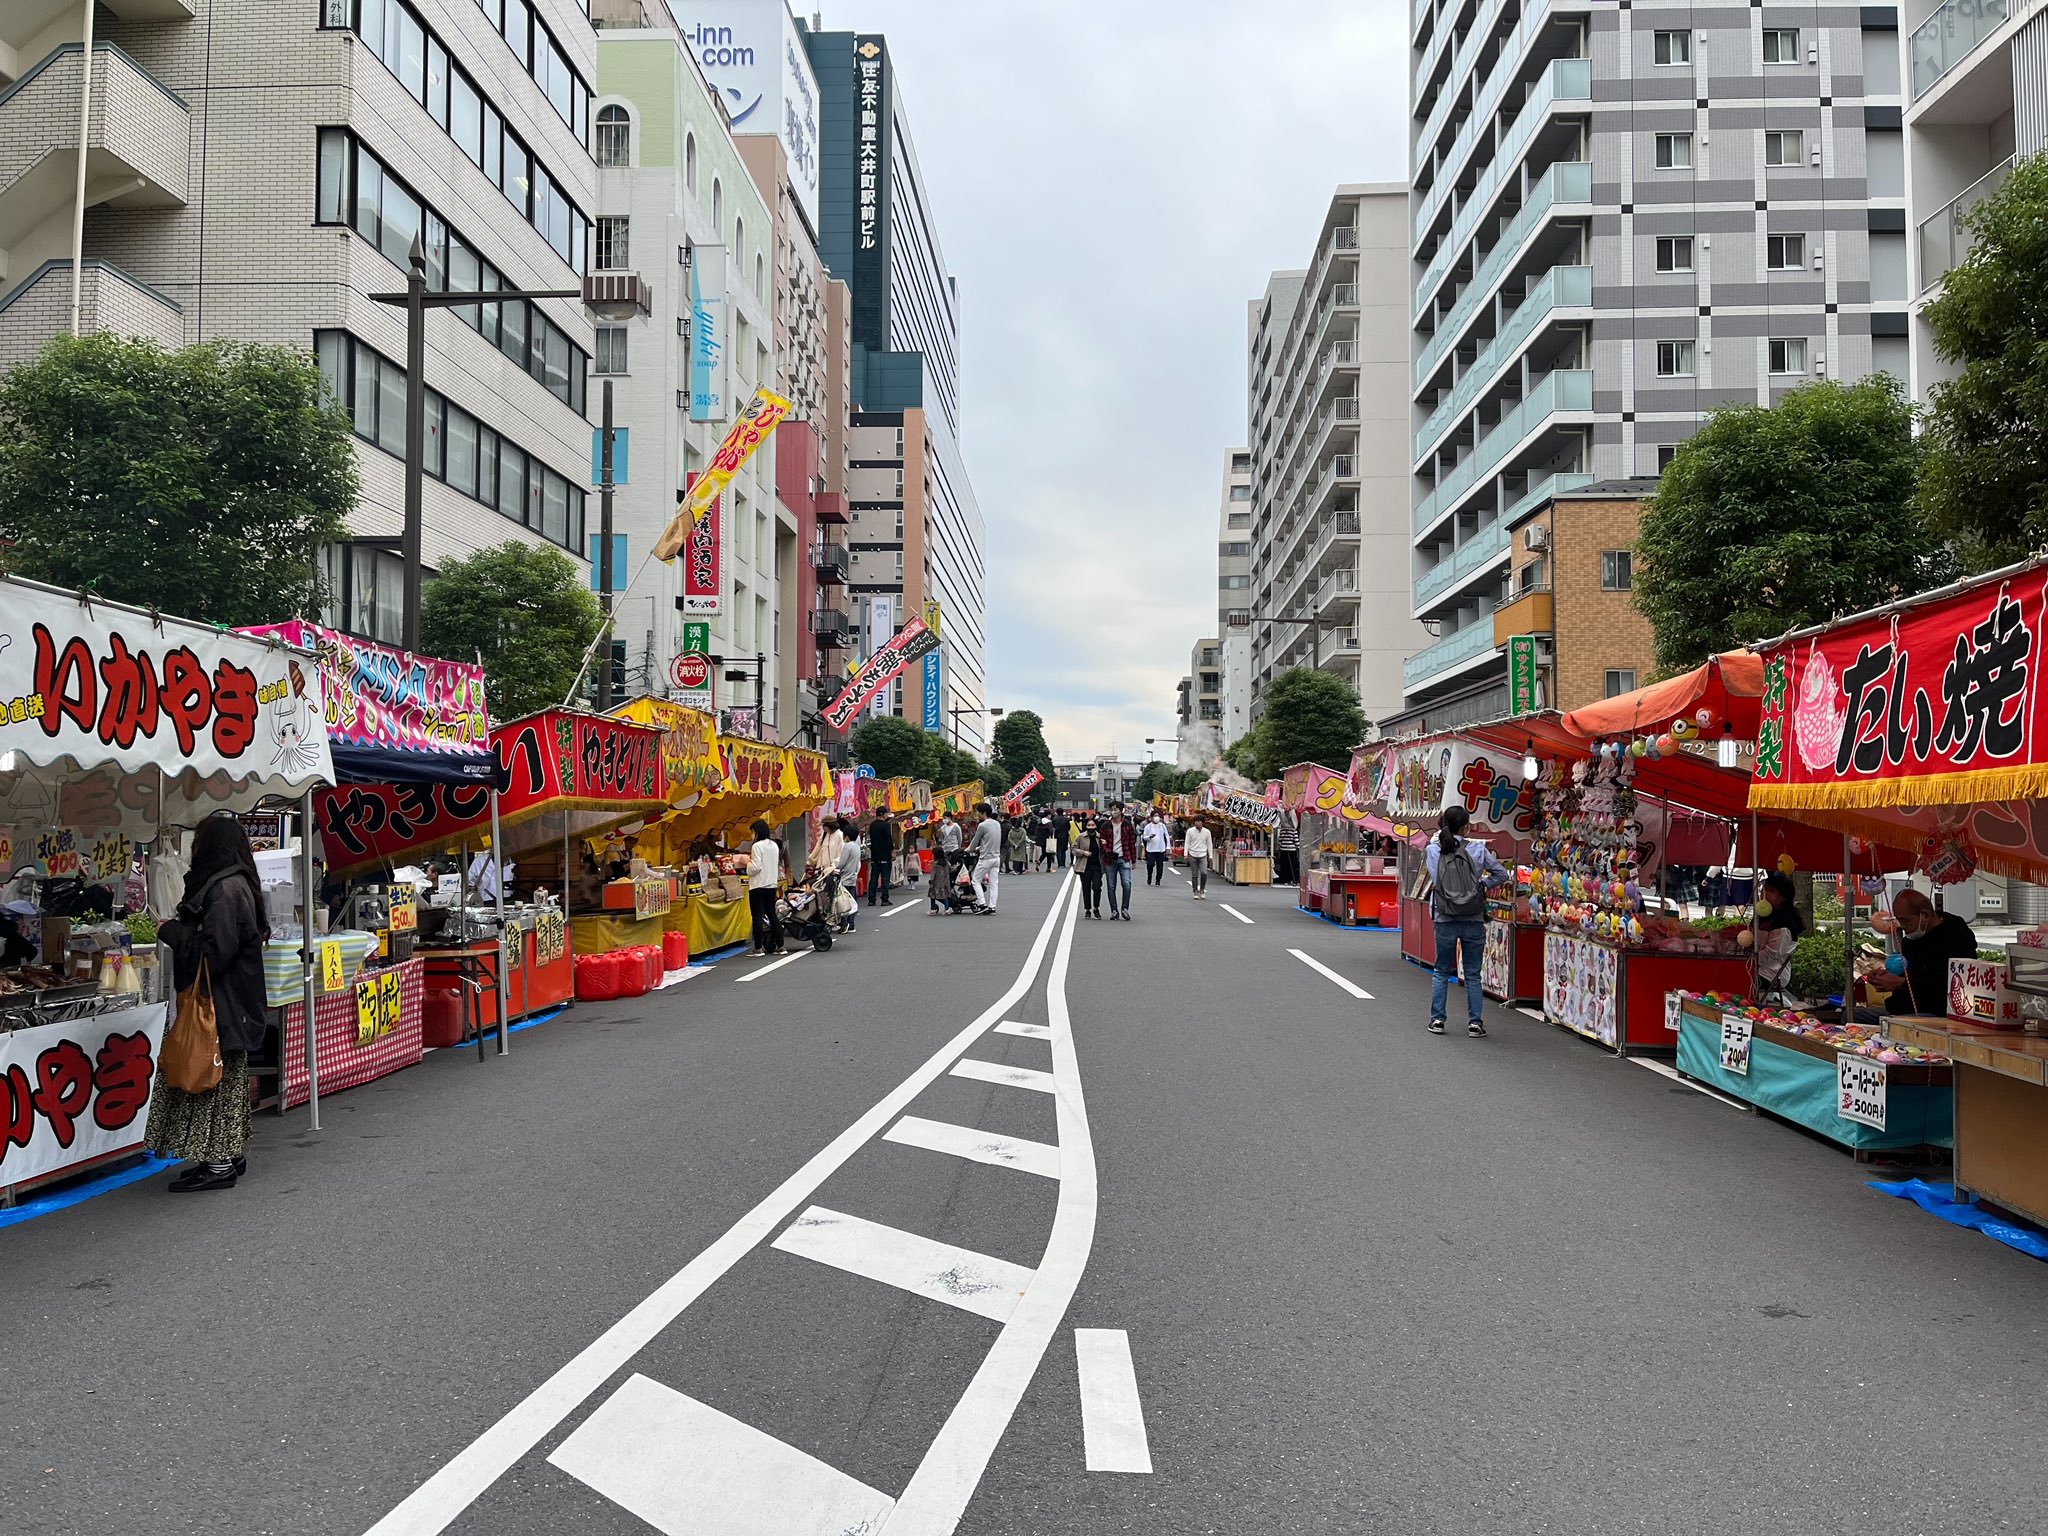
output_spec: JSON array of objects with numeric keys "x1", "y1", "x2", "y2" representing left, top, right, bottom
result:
[{"x1": 1434, "y1": 840, "x2": 1487, "y2": 920}]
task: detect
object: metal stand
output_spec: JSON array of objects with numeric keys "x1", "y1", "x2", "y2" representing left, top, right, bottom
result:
[{"x1": 299, "y1": 788, "x2": 321, "y2": 1132}]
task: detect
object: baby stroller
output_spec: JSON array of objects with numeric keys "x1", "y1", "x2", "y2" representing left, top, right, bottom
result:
[
  {"x1": 934, "y1": 851, "x2": 990, "y2": 916},
  {"x1": 779, "y1": 872, "x2": 853, "y2": 951}
]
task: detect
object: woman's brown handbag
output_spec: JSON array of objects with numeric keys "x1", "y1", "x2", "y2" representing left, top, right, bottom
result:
[{"x1": 163, "y1": 958, "x2": 224, "y2": 1094}]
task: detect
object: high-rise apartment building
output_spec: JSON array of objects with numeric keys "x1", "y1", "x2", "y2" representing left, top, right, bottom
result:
[
  {"x1": 803, "y1": 27, "x2": 987, "y2": 751},
  {"x1": 1217, "y1": 448, "x2": 1255, "y2": 747},
  {"x1": 1176, "y1": 638, "x2": 1223, "y2": 733},
  {"x1": 1402, "y1": 0, "x2": 1903, "y2": 729},
  {"x1": 0, "y1": 0, "x2": 600, "y2": 644},
  {"x1": 1246, "y1": 187, "x2": 1427, "y2": 729}
]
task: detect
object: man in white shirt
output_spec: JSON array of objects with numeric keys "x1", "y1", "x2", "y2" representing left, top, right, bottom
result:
[
  {"x1": 467, "y1": 848, "x2": 508, "y2": 903},
  {"x1": 967, "y1": 802, "x2": 1003, "y2": 913},
  {"x1": 1142, "y1": 811, "x2": 1172, "y2": 886},
  {"x1": 1182, "y1": 818, "x2": 1216, "y2": 899},
  {"x1": 746, "y1": 818, "x2": 784, "y2": 955}
]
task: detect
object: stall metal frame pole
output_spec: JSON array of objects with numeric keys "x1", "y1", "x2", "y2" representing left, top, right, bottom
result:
[
  {"x1": 490, "y1": 790, "x2": 509, "y2": 1053},
  {"x1": 1750, "y1": 811, "x2": 1762, "y2": 1000},
  {"x1": 298, "y1": 789, "x2": 320, "y2": 1132},
  {"x1": 1844, "y1": 832, "x2": 1856, "y2": 1014}
]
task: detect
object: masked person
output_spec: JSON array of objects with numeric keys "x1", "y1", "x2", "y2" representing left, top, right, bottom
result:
[
  {"x1": 1871, "y1": 889, "x2": 1975, "y2": 1016},
  {"x1": 1100, "y1": 804, "x2": 1139, "y2": 921}
]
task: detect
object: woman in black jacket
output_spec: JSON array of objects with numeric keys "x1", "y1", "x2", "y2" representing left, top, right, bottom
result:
[{"x1": 146, "y1": 814, "x2": 273, "y2": 1192}]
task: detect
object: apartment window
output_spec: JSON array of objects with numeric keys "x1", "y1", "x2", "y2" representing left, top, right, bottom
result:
[
  {"x1": 595, "y1": 215, "x2": 630, "y2": 271},
  {"x1": 1656, "y1": 339, "x2": 1697, "y2": 377},
  {"x1": 594, "y1": 104, "x2": 630, "y2": 167},
  {"x1": 1220, "y1": 541, "x2": 1251, "y2": 557},
  {"x1": 1766, "y1": 233, "x2": 1806, "y2": 270},
  {"x1": 1762, "y1": 28, "x2": 1800, "y2": 64},
  {"x1": 1657, "y1": 444, "x2": 1679, "y2": 471},
  {"x1": 1654, "y1": 132, "x2": 1693, "y2": 170},
  {"x1": 734, "y1": 218, "x2": 745, "y2": 271},
  {"x1": 1519, "y1": 558, "x2": 1546, "y2": 593},
  {"x1": 1765, "y1": 130, "x2": 1804, "y2": 168},
  {"x1": 1222, "y1": 575, "x2": 1250, "y2": 590},
  {"x1": 1229, "y1": 483, "x2": 1252, "y2": 500},
  {"x1": 1605, "y1": 669, "x2": 1639, "y2": 698},
  {"x1": 1601, "y1": 550, "x2": 1634, "y2": 591},
  {"x1": 1654, "y1": 30, "x2": 1691, "y2": 65},
  {"x1": 712, "y1": 178, "x2": 723, "y2": 229},
  {"x1": 1769, "y1": 337, "x2": 1808, "y2": 374},
  {"x1": 471, "y1": 0, "x2": 590, "y2": 142},
  {"x1": 1655, "y1": 236, "x2": 1694, "y2": 273},
  {"x1": 685, "y1": 133, "x2": 697, "y2": 195},
  {"x1": 315, "y1": 329, "x2": 585, "y2": 553},
  {"x1": 1227, "y1": 512, "x2": 1251, "y2": 529},
  {"x1": 594, "y1": 325, "x2": 628, "y2": 375},
  {"x1": 1231, "y1": 453, "x2": 1251, "y2": 472}
]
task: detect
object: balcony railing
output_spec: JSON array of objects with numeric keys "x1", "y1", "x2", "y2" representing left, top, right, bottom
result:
[
  {"x1": 1919, "y1": 157, "x2": 2013, "y2": 293},
  {"x1": 810, "y1": 543, "x2": 849, "y2": 584},
  {"x1": 1415, "y1": 160, "x2": 1594, "y2": 368},
  {"x1": 1316, "y1": 567, "x2": 1360, "y2": 613},
  {"x1": 1333, "y1": 226, "x2": 1359, "y2": 251},
  {"x1": 1413, "y1": 518, "x2": 1512, "y2": 609},
  {"x1": 1414, "y1": 368, "x2": 1594, "y2": 534},
  {"x1": 1416, "y1": 28, "x2": 1581, "y2": 242},
  {"x1": 1403, "y1": 619, "x2": 1500, "y2": 691},
  {"x1": 1311, "y1": 510, "x2": 1363, "y2": 567},
  {"x1": 1414, "y1": 264, "x2": 1591, "y2": 463},
  {"x1": 808, "y1": 608, "x2": 852, "y2": 646},
  {"x1": 1912, "y1": 0, "x2": 2010, "y2": 99}
]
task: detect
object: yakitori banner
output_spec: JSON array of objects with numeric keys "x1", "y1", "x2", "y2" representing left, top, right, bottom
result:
[{"x1": 822, "y1": 618, "x2": 939, "y2": 731}]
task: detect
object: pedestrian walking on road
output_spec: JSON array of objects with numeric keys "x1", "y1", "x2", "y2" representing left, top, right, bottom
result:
[
  {"x1": 1274, "y1": 812, "x2": 1302, "y2": 885},
  {"x1": 1142, "y1": 809, "x2": 1171, "y2": 886},
  {"x1": 1426, "y1": 804, "x2": 1509, "y2": 1037},
  {"x1": 1055, "y1": 812, "x2": 1071, "y2": 869},
  {"x1": 866, "y1": 812, "x2": 896, "y2": 907},
  {"x1": 148, "y1": 814, "x2": 271, "y2": 1192},
  {"x1": 1100, "y1": 803, "x2": 1138, "y2": 921},
  {"x1": 932, "y1": 811, "x2": 964, "y2": 911},
  {"x1": 1073, "y1": 815, "x2": 1103, "y2": 918},
  {"x1": 1006, "y1": 816, "x2": 1029, "y2": 875},
  {"x1": 969, "y1": 802, "x2": 1003, "y2": 913},
  {"x1": 1182, "y1": 816, "x2": 1214, "y2": 899},
  {"x1": 1038, "y1": 821, "x2": 1058, "y2": 873},
  {"x1": 748, "y1": 818, "x2": 787, "y2": 956},
  {"x1": 836, "y1": 822, "x2": 863, "y2": 931}
]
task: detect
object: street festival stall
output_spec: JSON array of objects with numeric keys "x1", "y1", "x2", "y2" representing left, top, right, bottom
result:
[
  {"x1": 1284, "y1": 760, "x2": 1403, "y2": 926},
  {"x1": 1746, "y1": 561, "x2": 2048, "y2": 1210},
  {"x1": 0, "y1": 577, "x2": 337, "y2": 1199},
  {"x1": 1203, "y1": 783, "x2": 1280, "y2": 886}
]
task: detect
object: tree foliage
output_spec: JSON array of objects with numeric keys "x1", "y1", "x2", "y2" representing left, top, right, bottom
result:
[
  {"x1": 1131, "y1": 761, "x2": 1207, "y2": 803},
  {"x1": 1221, "y1": 724, "x2": 1265, "y2": 779},
  {"x1": 1256, "y1": 669, "x2": 1364, "y2": 779},
  {"x1": 1634, "y1": 377, "x2": 1953, "y2": 673},
  {"x1": 0, "y1": 333, "x2": 355, "y2": 625},
  {"x1": 420, "y1": 541, "x2": 602, "y2": 720},
  {"x1": 848, "y1": 715, "x2": 925, "y2": 778},
  {"x1": 990, "y1": 709, "x2": 1058, "y2": 805},
  {"x1": 1918, "y1": 153, "x2": 2048, "y2": 562}
]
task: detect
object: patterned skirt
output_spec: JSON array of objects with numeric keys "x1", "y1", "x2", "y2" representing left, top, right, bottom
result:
[{"x1": 143, "y1": 1049, "x2": 253, "y2": 1163}]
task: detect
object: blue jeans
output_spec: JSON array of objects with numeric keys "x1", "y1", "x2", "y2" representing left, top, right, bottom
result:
[
  {"x1": 1431, "y1": 919, "x2": 1487, "y2": 1024},
  {"x1": 1106, "y1": 860, "x2": 1133, "y2": 914}
]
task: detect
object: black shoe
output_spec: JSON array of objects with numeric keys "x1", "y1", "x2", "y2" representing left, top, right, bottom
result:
[
  {"x1": 1427, "y1": 1019, "x2": 1447, "y2": 1034},
  {"x1": 169, "y1": 1165, "x2": 238, "y2": 1193},
  {"x1": 1468, "y1": 1021, "x2": 1487, "y2": 1037}
]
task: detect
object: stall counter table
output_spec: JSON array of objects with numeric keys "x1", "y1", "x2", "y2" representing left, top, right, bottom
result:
[
  {"x1": 1888, "y1": 1017, "x2": 2048, "y2": 1228},
  {"x1": 1400, "y1": 894, "x2": 1437, "y2": 969},
  {"x1": 281, "y1": 957, "x2": 424, "y2": 1109},
  {"x1": 570, "y1": 913, "x2": 664, "y2": 956},
  {"x1": 1541, "y1": 933, "x2": 1752, "y2": 1052},
  {"x1": 1222, "y1": 851, "x2": 1272, "y2": 887},
  {"x1": 503, "y1": 917, "x2": 573, "y2": 1020},
  {"x1": 1481, "y1": 919, "x2": 1546, "y2": 1004},
  {"x1": 1304, "y1": 869, "x2": 1401, "y2": 925},
  {"x1": 420, "y1": 941, "x2": 505, "y2": 1041},
  {"x1": 671, "y1": 894, "x2": 753, "y2": 957},
  {"x1": 1677, "y1": 998, "x2": 1953, "y2": 1152}
]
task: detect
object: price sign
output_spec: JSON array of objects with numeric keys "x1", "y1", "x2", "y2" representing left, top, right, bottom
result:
[
  {"x1": 0, "y1": 829, "x2": 12, "y2": 872},
  {"x1": 389, "y1": 887, "x2": 417, "y2": 933},
  {"x1": 1838, "y1": 1053, "x2": 1888, "y2": 1130},
  {"x1": 353, "y1": 967, "x2": 402, "y2": 1045},
  {"x1": 1664, "y1": 990, "x2": 1682, "y2": 1035},
  {"x1": 534, "y1": 909, "x2": 567, "y2": 967},
  {"x1": 319, "y1": 939, "x2": 345, "y2": 993},
  {"x1": 632, "y1": 877, "x2": 672, "y2": 920},
  {"x1": 87, "y1": 831, "x2": 131, "y2": 883},
  {"x1": 1718, "y1": 1014, "x2": 1753, "y2": 1076},
  {"x1": 504, "y1": 919, "x2": 524, "y2": 971},
  {"x1": 36, "y1": 826, "x2": 80, "y2": 879}
]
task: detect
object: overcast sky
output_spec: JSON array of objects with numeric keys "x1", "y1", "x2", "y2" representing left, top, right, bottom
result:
[{"x1": 823, "y1": 0, "x2": 1411, "y2": 766}]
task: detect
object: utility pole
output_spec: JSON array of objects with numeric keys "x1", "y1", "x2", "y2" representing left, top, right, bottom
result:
[{"x1": 594, "y1": 380, "x2": 617, "y2": 711}]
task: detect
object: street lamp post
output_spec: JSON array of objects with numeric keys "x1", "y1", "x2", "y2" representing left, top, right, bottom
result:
[
  {"x1": 949, "y1": 704, "x2": 1003, "y2": 753},
  {"x1": 718, "y1": 654, "x2": 768, "y2": 737},
  {"x1": 1232, "y1": 608, "x2": 1331, "y2": 671}
]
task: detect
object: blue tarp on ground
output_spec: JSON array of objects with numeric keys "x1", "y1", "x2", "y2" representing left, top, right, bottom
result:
[{"x1": 1870, "y1": 1178, "x2": 2048, "y2": 1262}]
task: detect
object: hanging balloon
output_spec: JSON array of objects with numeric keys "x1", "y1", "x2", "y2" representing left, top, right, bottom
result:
[
  {"x1": 1695, "y1": 706, "x2": 1715, "y2": 728},
  {"x1": 1628, "y1": 737, "x2": 1648, "y2": 758},
  {"x1": 1776, "y1": 853, "x2": 1796, "y2": 875},
  {"x1": 1670, "y1": 718, "x2": 1696, "y2": 740},
  {"x1": 1655, "y1": 734, "x2": 1678, "y2": 757}
]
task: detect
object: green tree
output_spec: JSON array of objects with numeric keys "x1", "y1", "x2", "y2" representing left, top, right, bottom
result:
[
  {"x1": 848, "y1": 715, "x2": 926, "y2": 778},
  {"x1": 0, "y1": 333, "x2": 355, "y2": 625},
  {"x1": 1635, "y1": 376, "x2": 1953, "y2": 673},
  {"x1": 420, "y1": 541, "x2": 602, "y2": 720},
  {"x1": 911, "y1": 729, "x2": 985, "y2": 791},
  {"x1": 990, "y1": 709, "x2": 1058, "y2": 804},
  {"x1": 1131, "y1": 761, "x2": 1171, "y2": 804},
  {"x1": 1256, "y1": 669, "x2": 1364, "y2": 779},
  {"x1": 1919, "y1": 153, "x2": 2048, "y2": 561}
]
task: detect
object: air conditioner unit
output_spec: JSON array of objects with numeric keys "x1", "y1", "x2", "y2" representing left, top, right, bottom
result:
[{"x1": 1525, "y1": 524, "x2": 1551, "y2": 550}]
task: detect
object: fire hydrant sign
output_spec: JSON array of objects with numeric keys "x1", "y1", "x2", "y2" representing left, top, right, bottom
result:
[
  {"x1": 1719, "y1": 1015, "x2": 1753, "y2": 1076},
  {"x1": 1838, "y1": 1053, "x2": 1888, "y2": 1130}
]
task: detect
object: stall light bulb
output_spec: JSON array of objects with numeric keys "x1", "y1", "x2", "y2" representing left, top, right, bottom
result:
[
  {"x1": 1717, "y1": 734, "x2": 1737, "y2": 769},
  {"x1": 1523, "y1": 754, "x2": 1539, "y2": 782},
  {"x1": 0, "y1": 751, "x2": 13, "y2": 773}
]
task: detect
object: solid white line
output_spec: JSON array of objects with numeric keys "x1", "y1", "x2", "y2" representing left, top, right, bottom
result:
[
  {"x1": 885, "y1": 848, "x2": 1095, "y2": 1533},
  {"x1": 547, "y1": 1374, "x2": 895, "y2": 1535},
  {"x1": 771, "y1": 1206, "x2": 1035, "y2": 1323},
  {"x1": 994, "y1": 1020, "x2": 1053, "y2": 1040},
  {"x1": 737, "y1": 949, "x2": 807, "y2": 982},
  {"x1": 1634, "y1": 1055, "x2": 1751, "y2": 1111},
  {"x1": 1074, "y1": 1329, "x2": 1153, "y2": 1474},
  {"x1": 1288, "y1": 948, "x2": 1373, "y2": 999},
  {"x1": 1219, "y1": 904, "x2": 1255, "y2": 925},
  {"x1": 361, "y1": 878, "x2": 1079, "y2": 1536},
  {"x1": 950, "y1": 1057, "x2": 1057, "y2": 1094},
  {"x1": 884, "y1": 1115, "x2": 1060, "y2": 1179},
  {"x1": 881, "y1": 898, "x2": 922, "y2": 918}
]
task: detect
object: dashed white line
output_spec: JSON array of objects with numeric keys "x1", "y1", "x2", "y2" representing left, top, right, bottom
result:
[
  {"x1": 771, "y1": 1206, "x2": 1035, "y2": 1323},
  {"x1": 881, "y1": 898, "x2": 922, "y2": 918},
  {"x1": 1074, "y1": 1329, "x2": 1153, "y2": 1474},
  {"x1": 736, "y1": 949, "x2": 808, "y2": 982},
  {"x1": 950, "y1": 1057, "x2": 1057, "y2": 1094},
  {"x1": 547, "y1": 1374, "x2": 895, "y2": 1535},
  {"x1": 994, "y1": 1019, "x2": 1053, "y2": 1040},
  {"x1": 883, "y1": 1114, "x2": 1060, "y2": 1179},
  {"x1": 1219, "y1": 903, "x2": 1255, "y2": 925},
  {"x1": 1288, "y1": 948, "x2": 1373, "y2": 999}
]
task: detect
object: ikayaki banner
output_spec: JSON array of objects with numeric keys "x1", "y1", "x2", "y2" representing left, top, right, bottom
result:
[
  {"x1": 821, "y1": 618, "x2": 940, "y2": 731},
  {"x1": 655, "y1": 388, "x2": 793, "y2": 562},
  {"x1": 240, "y1": 621, "x2": 489, "y2": 757}
]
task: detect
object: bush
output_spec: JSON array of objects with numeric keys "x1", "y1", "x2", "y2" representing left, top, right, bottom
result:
[{"x1": 1789, "y1": 930, "x2": 1847, "y2": 1001}]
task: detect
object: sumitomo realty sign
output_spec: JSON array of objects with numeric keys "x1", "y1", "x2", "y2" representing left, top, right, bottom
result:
[{"x1": 683, "y1": 3, "x2": 822, "y2": 235}]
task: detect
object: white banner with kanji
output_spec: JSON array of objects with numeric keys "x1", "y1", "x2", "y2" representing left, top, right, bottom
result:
[{"x1": 0, "y1": 1003, "x2": 167, "y2": 1189}]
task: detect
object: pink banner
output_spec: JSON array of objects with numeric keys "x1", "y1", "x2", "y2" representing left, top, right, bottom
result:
[
  {"x1": 683, "y1": 479, "x2": 723, "y2": 616},
  {"x1": 241, "y1": 620, "x2": 489, "y2": 756}
]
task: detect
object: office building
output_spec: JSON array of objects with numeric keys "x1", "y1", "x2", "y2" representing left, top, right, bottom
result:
[
  {"x1": 1246, "y1": 186, "x2": 1426, "y2": 729},
  {"x1": 1, "y1": 0, "x2": 601, "y2": 644},
  {"x1": 1216, "y1": 447, "x2": 1255, "y2": 748},
  {"x1": 804, "y1": 26, "x2": 987, "y2": 751},
  {"x1": 1402, "y1": 0, "x2": 1902, "y2": 729}
]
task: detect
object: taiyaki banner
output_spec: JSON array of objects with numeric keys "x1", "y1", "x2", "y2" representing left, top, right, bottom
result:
[
  {"x1": 1753, "y1": 568, "x2": 2048, "y2": 814},
  {"x1": 0, "y1": 576, "x2": 335, "y2": 837}
]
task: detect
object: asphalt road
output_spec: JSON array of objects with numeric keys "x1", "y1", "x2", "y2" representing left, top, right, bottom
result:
[{"x1": 7, "y1": 863, "x2": 2048, "y2": 1535}]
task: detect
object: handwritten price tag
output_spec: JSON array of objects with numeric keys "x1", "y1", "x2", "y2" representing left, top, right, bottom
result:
[
  {"x1": 1838, "y1": 1053, "x2": 1888, "y2": 1130},
  {"x1": 353, "y1": 968, "x2": 402, "y2": 1045},
  {"x1": 388, "y1": 887, "x2": 417, "y2": 933},
  {"x1": 1719, "y1": 1015, "x2": 1753, "y2": 1076},
  {"x1": 320, "y1": 939, "x2": 345, "y2": 993}
]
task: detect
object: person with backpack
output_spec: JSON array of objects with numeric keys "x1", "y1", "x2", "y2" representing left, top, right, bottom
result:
[{"x1": 1426, "y1": 804, "x2": 1510, "y2": 1036}]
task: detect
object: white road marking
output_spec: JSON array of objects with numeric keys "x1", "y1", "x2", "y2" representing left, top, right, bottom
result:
[
  {"x1": 881, "y1": 898, "x2": 922, "y2": 918},
  {"x1": 884, "y1": 1115, "x2": 1060, "y2": 1179},
  {"x1": 1288, "y1": 948, "x2": 1374, "y2": 999},
  {"x1": 885, "y1": 860, "x2": 1094, "y2": 1534},
  {"x1": 1219, "y1": 904, "x2": 1255, "y2": 924},
  {"x1": 994, "y1": 1020, "x2": 1053, "y2": 1039},
  {"x1": 950, "y1": 1057, "x2": 1057, "y2": 1094},
  {"x1": 1633, "y1": 1054, "x2": 1750, "y2": 1111},
  {"x1": 546, "y1": 1374, "x2": 895, "y2": 1535},
  {"x1": 1074, "y1": 1329, "x2": 1153, "y2": 1474},
  {"x1": 736, "y1": 949, "x2": 807, "y2": 982},
  {"x1": 771, "y1": 1206, "x2": 1035, "y2": 1323},
  {"x1": 361, "y1": 878, "x2": 1079, "y2": 1536}
]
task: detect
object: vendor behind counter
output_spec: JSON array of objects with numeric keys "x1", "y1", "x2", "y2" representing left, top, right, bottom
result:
[{"x1": 1872, "y1": 889, "x2": 1976, "y2": 1016}]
